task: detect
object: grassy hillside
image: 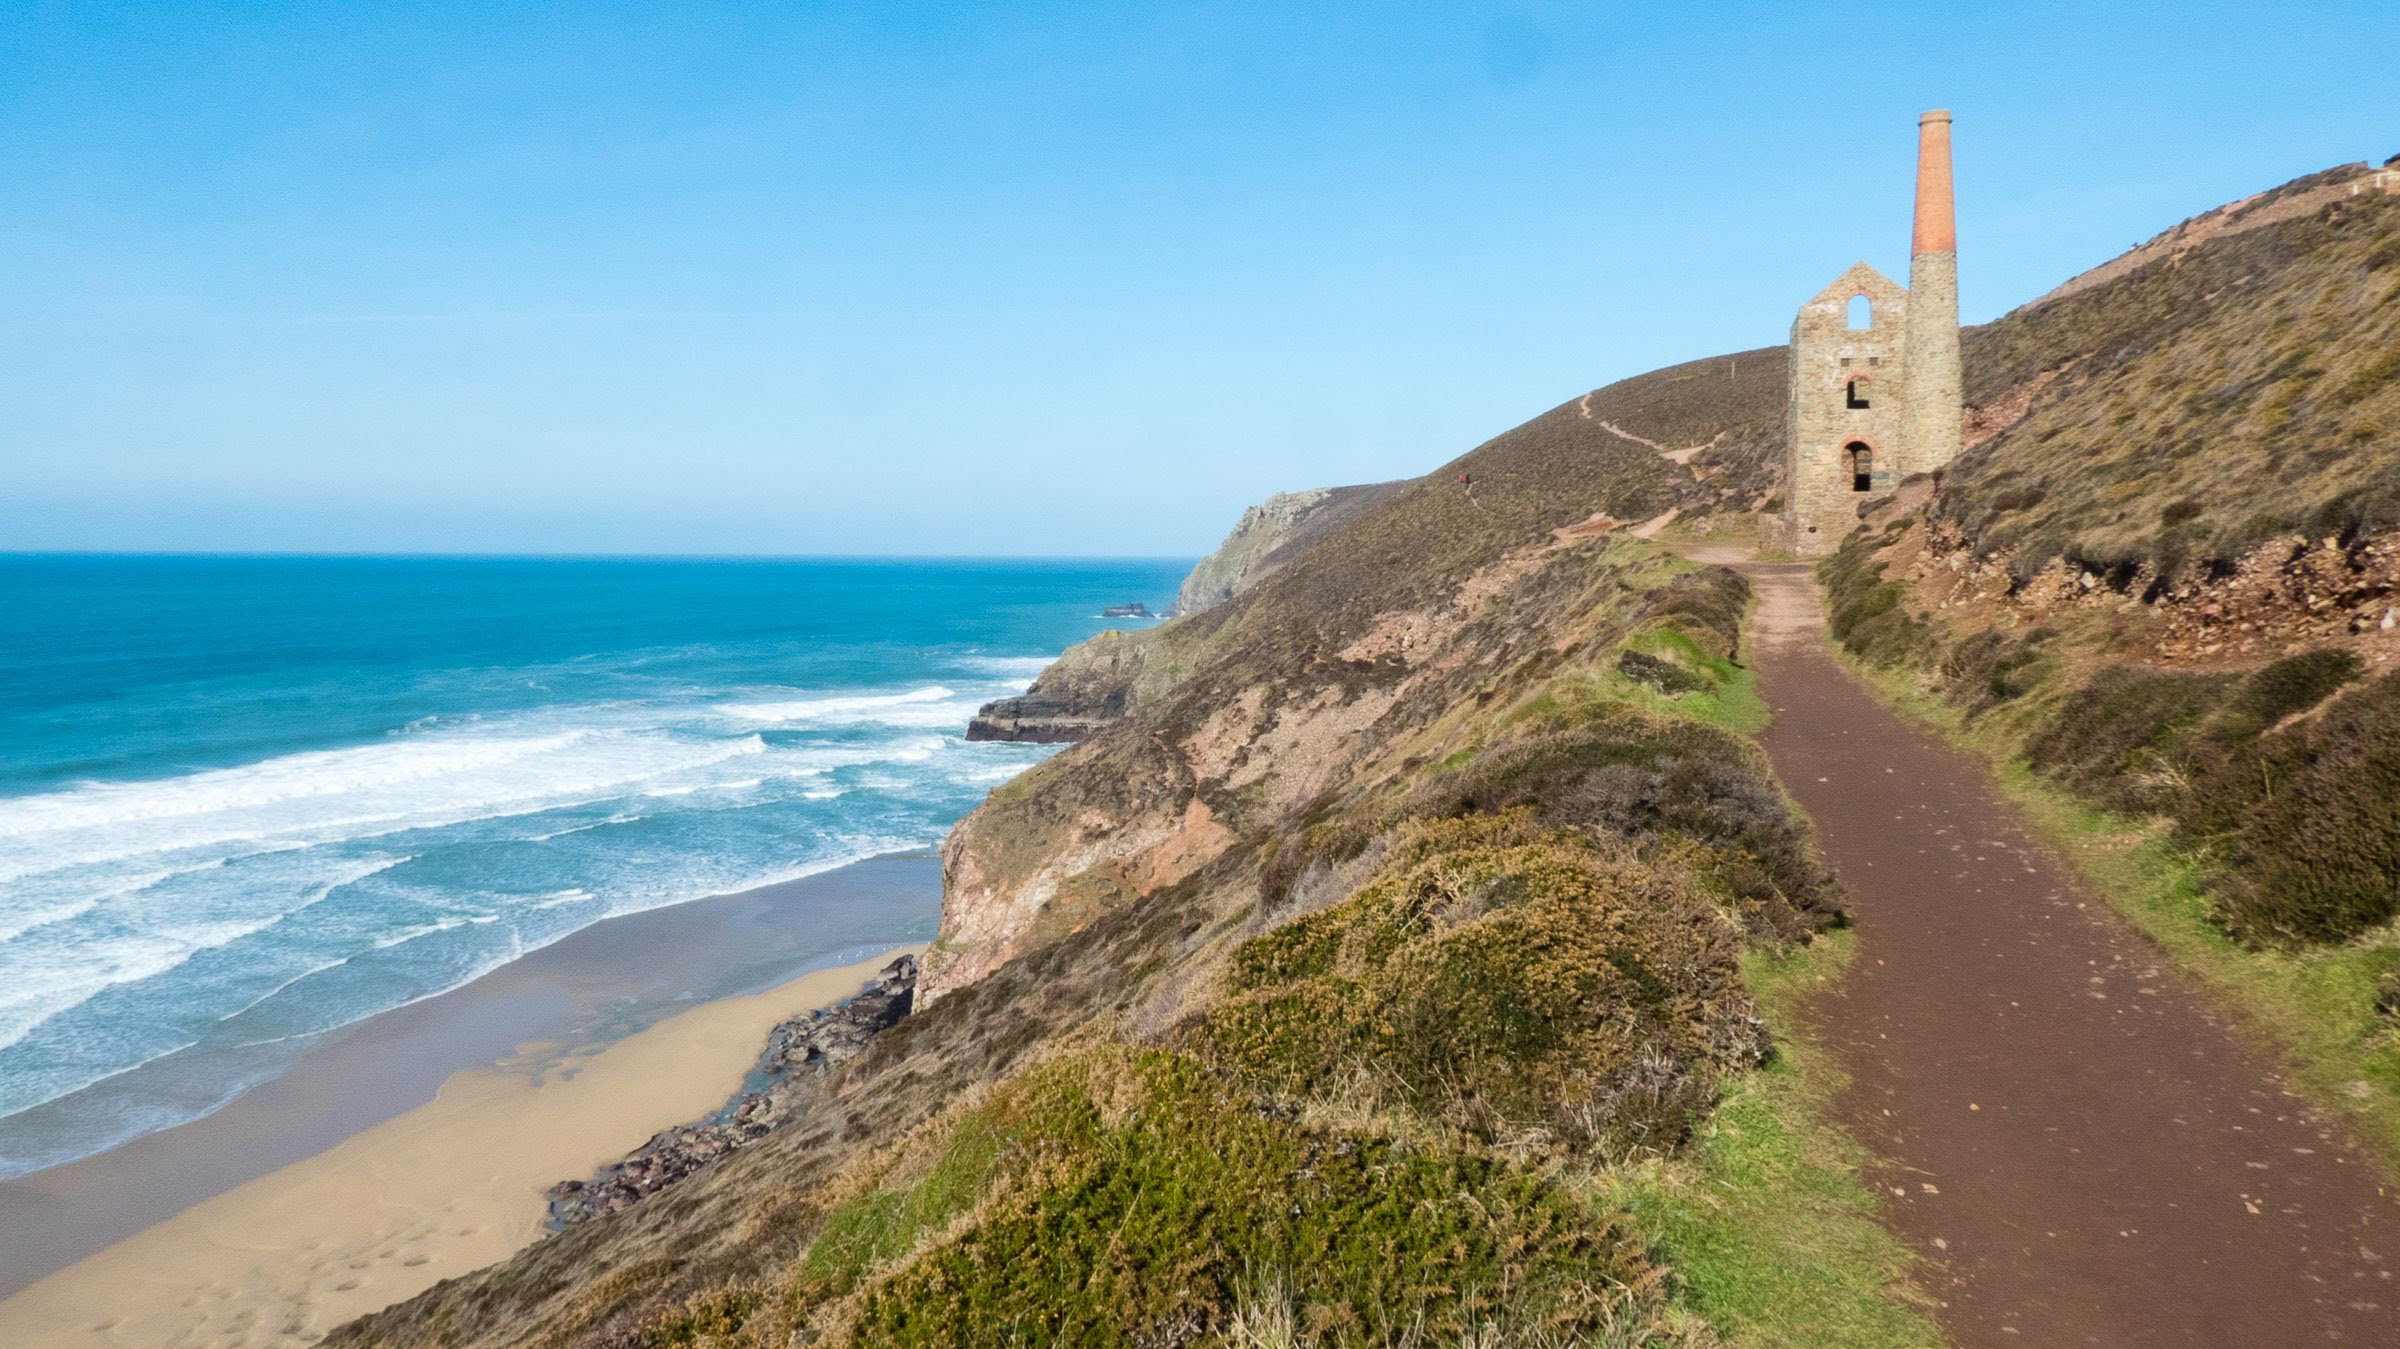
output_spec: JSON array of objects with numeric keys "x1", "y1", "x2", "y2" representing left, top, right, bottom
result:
[
  {"x1": 324, "y1": 153, "x2": 2400, "y2": 1349},
  {"x1": 1946, "y1": 165, "x2": 2400, "y2": 582},
  {"x1": 332, "y1": 369, "x2": 1925, "y2": 1344}
]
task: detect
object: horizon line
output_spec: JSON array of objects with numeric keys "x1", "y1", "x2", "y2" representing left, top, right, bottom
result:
[{"x1": 0, "y1": 548, "x2": 1204, "y2": 563}]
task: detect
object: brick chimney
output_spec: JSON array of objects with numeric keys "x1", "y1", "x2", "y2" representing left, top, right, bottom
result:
[{"x1": 1901, "y1": 109, "x2": 1963, "y2": 474}]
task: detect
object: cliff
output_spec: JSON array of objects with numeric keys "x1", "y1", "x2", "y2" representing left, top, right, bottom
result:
[
  {"x1": 334, "y1": 339, "x2": 1847, "y2": 1346},
  {"x1": 962, "y1": 627, "x2": 1156, "y2": 743},
  {"x1": 1169, "y1": 481, "x2": 1405, "y2": 616},
  {"x1": 963, "y1": 482, "x2": 1402, "y2": 746}
]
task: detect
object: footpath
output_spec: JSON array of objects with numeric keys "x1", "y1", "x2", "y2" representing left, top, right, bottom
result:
[{"x1": 1738, "y1": 556, "x2": 2394, "y2": 1346}]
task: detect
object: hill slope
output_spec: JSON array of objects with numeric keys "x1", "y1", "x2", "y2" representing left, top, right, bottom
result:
[
  {"x1": 332, "y1": 362, "x2": 1895, "y2": 1345},
  {"x1": 328, "y1": 160, "x2": 2400, "y2": 1349}
]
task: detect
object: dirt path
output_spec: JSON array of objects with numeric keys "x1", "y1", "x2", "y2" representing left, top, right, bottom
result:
[{"x1": 1738, "y1": 560, "x2": 2395, "y2": 1346}]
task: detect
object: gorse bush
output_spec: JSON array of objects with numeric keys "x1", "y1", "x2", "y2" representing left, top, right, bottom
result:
[
  {"x1": 1819, "y1": 538, "x2": 1938, "y2": 669},
  {"x1": 1201, "y1": 812, "x2": 1766, "y2": 1157},
  {"x1": 798, "y1": 1048, "x2": 1657, "y2": 1346},
  {"x1": 1394, "y1": 706, "x2": 1832, "y2": 938},
  {"x1": 2023, "y1": 665, "x2": 2236, "y2": 815},
  {"x1": 2200, "y1": 647, "x2": 2362, "y2": 746},
  {"x1": 1937, "y1": 627, "x2": 2054, "y2": 715},
  {"x1": 1637, "y1": 568, "x2": 1750, "y2": 657},
  {"x1": 2180, "y1": 650, "x2": 2366, "y2": 843},
  {"x1": 1618, "y1": 648, "x2": 1710, "y2": 695}
]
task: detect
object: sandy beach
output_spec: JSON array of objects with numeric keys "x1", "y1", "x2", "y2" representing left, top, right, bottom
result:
[{"x1": 0, "y1": 857, "x2": 939, "y2": 1347}]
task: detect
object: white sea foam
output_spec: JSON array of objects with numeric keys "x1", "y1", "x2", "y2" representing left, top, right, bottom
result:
[
  {"x1": 0, "y1": 853, "x2": 412, "y2": 1057},
  {"x1": 0, "y1": 728, "x2": 770, "y2": 885},
  {"x1": 523, "y1": 812, "x2": 643, "y2": 843},
  {"x1": 714, "y1": 685, "x2": 979, "y2": 729},
  {"x1": 962, "y1": 655, "x2": 1059, "y2": 679},
  {"x1": 0, "y1": 670, "x2": 1070, "y2": 1160}
]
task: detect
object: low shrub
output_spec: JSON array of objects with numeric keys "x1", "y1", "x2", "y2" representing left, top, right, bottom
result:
[
  {"x1": 1395, "y1": 706, "x2": 1834, "y2": 934},
  {"x1": 2207, "y1": 671, "x2": 2400, "y2": 945},
  {"x1": 1939, "y1": 627, "x2": 2055, "y2": 715},
  {"x1": 1638, "y1": 567, "x2": 1751, "y2": 656},
  {"x1": 1820, "y1": 537, "x2": 1940, "y2": 668},
  {"x1": 1201, "y1": 813, "x2": 1767, "y2": 1156},
  {"x1": 841, "y1": 1048, "x2": 1658, "y2": 1344},
  {"x1": 2023, "y1": 666, "x2": 2235, "y2": 814},
  {"x1": 1618, "y1": 648, "x2": 1709, "y2": 695}
]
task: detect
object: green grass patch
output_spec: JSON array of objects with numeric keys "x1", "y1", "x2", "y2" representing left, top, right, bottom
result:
[
  {"x1": 1622, "y1": 625, "x2": 1770, "y2": 735},
  {"x1": 1605, "y1": 932, "x2": 1942, "y2": 1349}
]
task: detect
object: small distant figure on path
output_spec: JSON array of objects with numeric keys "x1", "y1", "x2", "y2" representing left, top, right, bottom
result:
[{"x1": 1457, "y1": 471, "x2": 1474, "y2": 501}]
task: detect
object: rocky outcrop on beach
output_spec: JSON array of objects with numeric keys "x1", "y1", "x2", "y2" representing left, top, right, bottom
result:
[{"x1": 543, "y1": 954, "x2": 916, "y2": 1226}]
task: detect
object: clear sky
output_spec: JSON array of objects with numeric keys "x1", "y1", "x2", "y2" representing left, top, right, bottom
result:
[{"x1": 4, "y1": 1, "x2": 2395, "y2": 556}]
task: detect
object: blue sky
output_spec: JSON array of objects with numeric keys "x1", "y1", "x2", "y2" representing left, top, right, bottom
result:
[{"x1": 4, "y1": 1, "x2": 2395, "y2": 556}]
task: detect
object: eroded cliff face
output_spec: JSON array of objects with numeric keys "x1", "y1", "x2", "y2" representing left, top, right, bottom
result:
[
  {"x1": 921, "y1": 449, "x2": 1721, "y2": 1003},
  {"x1": 962, "y1": 482, "x2": 1406, "y2": 747}
]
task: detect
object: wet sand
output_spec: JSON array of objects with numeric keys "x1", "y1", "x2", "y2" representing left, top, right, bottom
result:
[{"x1": 0, "y1": 854, "x2": 939, "y2": 1343}]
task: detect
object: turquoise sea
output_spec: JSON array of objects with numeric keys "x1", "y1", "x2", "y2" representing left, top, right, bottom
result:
[{"x1": 0, "y1": 554, "x2": 1184, "y2": 1178}]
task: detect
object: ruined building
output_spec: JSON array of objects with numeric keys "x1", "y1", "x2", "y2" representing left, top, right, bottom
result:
[{"x1": 1766, "y1": 110, "x2": 1963, "y2": 556}]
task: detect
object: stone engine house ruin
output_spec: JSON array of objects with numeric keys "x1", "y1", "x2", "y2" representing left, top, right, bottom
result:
[{"x1": 1766, "y1": 110, "x2": 1963, "y2": 557}]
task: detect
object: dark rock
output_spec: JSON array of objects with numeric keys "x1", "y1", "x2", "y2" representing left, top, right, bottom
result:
[
  {"x1": 1101, "y1": 602, "x2": 1153, "y2": 618},
  {"x1": 964, "y1": 628, "x2": 1152, "y2": 744},
  {"x1": 544, "y1": 953, "x2": 917, "y2": 1226}
]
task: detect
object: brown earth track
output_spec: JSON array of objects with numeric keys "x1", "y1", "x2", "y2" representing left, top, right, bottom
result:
[{"x1": 1740, "y1": 560, "x2": 2397, "y2": 1346}]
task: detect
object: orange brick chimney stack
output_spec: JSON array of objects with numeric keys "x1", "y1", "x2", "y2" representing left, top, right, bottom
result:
[
  {"x1": 1900, "y1": 108, "x2": 1962, "y2": 475},
  {"x1": 1912, "y1": 109, "x2": 1956, "y2": 253}
]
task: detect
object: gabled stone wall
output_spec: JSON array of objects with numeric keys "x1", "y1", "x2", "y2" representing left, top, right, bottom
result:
[{"x1": 1782, "y1": 263, "x2": 1910, "y2": 554}]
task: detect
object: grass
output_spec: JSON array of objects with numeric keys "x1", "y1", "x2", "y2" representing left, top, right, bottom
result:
[
  {"x1": 1833, "y1": 645, "x2": 2400, "y2": 1179},
  {"x1": 1604, "y1": 931, "x2": 1943, "y2": 1349},
  {"x1": 1615, "y1": 625, "x2": 1771, "y2": 735}
]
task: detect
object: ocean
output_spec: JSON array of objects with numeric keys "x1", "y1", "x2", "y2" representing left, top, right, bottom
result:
[{"x1": 0, "y1": 554, "x2": 1185, "y2": 1179}]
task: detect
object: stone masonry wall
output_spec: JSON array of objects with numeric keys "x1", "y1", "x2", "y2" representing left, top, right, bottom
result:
[
  {"x1": 1784, "y1": 262, "x2": 1910, "y2": 556},
  {"x1": 1899, "y1": 249, "x2": 1962, "y2": 478}
]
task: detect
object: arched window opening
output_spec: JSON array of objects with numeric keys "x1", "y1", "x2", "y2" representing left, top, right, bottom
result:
[
  {"x1": 1847, "y1": 442, "x2": 1874, "y2": 492},
  {"x1": 1846, "y1": 378, "x2": 1870, "y2": 409},
  {"x1": 1846, "y1": 294, "x2": 1872, "y2": 329}
]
